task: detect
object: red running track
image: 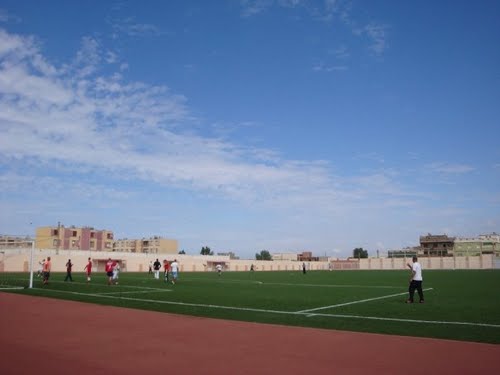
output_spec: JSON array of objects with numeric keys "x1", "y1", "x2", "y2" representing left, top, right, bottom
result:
[{"x1": 0, "y1": 293, "x2": 498, "y2": 374}]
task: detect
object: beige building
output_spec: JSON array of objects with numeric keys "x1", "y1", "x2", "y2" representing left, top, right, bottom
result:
[
  {"x1": 272, "y1": 253, "x2": 298, "y2": 261},
  {"x1": 0, "y1": 235, "x2": 33, "y2": 248},
  {"x1": 420, "y1": 234, "x2": 455, "y2": 256},
  {"x1": 113, "y1": 236, "x2": 178, "y2": 254},
  {"x1": 454, "y1": 233, "x2": 500, "y2": 257},
  {"x1": 35, "y1": 225, "x2": 114, "y2": 251}
]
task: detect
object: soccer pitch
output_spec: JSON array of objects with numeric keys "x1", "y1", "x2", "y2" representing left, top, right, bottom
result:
[{"x1": 2, "y1": 269, "x2": 500, "y2": 344}]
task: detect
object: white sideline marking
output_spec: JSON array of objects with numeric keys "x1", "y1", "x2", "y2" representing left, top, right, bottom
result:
[
  {"x1": 37, "y1": 288, "x2": 500, "y2": 329},
  {"x1": 297, "y1": 288, "x2": 434, "y2": 314},
  {"x1": 184, "y1": 277, "x2": 401, "y2": 289},
  {"x1": 93, "y1": 289, "x2": 172, "y2": 296},
  {"x1": 0, "y1": 286, "x2": 25, "y2": 290},
  {"x1": 48, "y1": 280, "x2": 170, "y2": 292}
]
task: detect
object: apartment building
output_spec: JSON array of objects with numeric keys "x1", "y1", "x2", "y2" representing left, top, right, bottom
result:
[
  {"x1": 419, "y1": 234, "x2": 455, "y2": 256},
  {"x1": 454, "y1": 233, "x2": 500, "y2": 256},
  {"x1": 0, "y1": 235, "x2": 33, "y2": 248},
  {"x1": 113, "y1": 236, "x2": 178, "y2": 254},
  {"x1": 35, "y1": 225, "x2": 114, "y2": 251}
]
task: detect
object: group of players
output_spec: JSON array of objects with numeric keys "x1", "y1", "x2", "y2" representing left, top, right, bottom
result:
[
  {"x1": 149, "y1": 258, "x2": 179, "y2": 284},
  {"x1": 36, "y1": 257, "x2": 117, "y2": 285}
]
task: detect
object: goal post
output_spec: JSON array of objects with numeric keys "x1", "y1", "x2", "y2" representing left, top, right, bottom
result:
[{"x1": 0, "y1": 238, "x2": 36, "y2": 290}]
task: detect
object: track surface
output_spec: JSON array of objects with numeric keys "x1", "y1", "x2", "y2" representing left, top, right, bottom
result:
[{"x1": 1, "y1": 293, "x2": 498, "y2": 374}]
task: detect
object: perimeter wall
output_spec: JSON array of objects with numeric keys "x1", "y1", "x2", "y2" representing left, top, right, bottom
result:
[{"x1": 0, "y1": 248, "x2": 495, "y2": 273}]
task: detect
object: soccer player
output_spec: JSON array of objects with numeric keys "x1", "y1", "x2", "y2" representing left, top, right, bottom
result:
[
  {"x1": 42, "y1": 257, "x2": 51, "y2": 285},
  {"x1": 153, "y1": 258, "x2": 161, "y2": 279},
  {"x1": 84, "y1": 257, "x2": 92, "y2": 283},
  {"x1": 64, "y1": 259, "x2": 73, "y2": 282},
  {"x1": 163, "y1": 259, "x2": 170, "y2": 283},
  {"x1": 105, "y1": 258, "x2": 114, "y2": 285},
  {"x1": 37, "y1": 259, "x2": 45, "y2": 277},
  {"x1": 170, "y1": 259, "x2": 179, "y2": 284},
  {"x1": 215, "y1": 264, "x2": 222, "y2": 276},
  {"x1": 407, "y1": 256, "x2": 424, "y2": 303},
  {"x1": 112, "y1": 261, "x2": 120, "y2": 285}
]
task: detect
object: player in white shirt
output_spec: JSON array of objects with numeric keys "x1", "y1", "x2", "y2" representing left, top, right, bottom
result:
[
  {"x1": 406, "y1": 256, "x2": 424, "y2": 303},
  {"x1": 112, "y1": 262, "x2": 120, "y2": 284},
  {"x1": 37, "y1": 259, "x2": 45, "y2": 277},
  {"x1": 170, "y1": 259, "x2": 179, "y2": 284},
  {"x1": 215, "y1": 264, "x2": 222, "y2": 276}
]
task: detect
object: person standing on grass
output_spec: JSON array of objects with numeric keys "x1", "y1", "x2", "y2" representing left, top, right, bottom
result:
[
  {"x1": 64, "y1": 259, "x2": 73, "y2": 282},
  {"x1": 42, "y1": 257, "x2": 51, "y2": 285},
  {"x1": 84, "y1": 257, "x2": 92, "y2": 283},
  {"x1": 216, "y1": 264, "x2": 223, "y2": 276},
  {"x1": 112, "y1": 261, "x2": 120, "y2": 285},
  {"x1": 170, "y1": 259, "x2": 179, "y2": 284},
  {"x1": 163, "y1": 259, "x2": 170, "y2": 283},
  {"x1": 153, "y1": 258, "x2": 161, "y2": 279},
  {"x1": 105, "y1": 258, "x2": 114, "y2": 285},
  {"x1": 302, "y1": 262, "x2": 306, "y2": 274},
  {"x1": 407, "y1": 256, "x2": 424, "y2": 303},
  {"x1": 37, "y1": 259, "x2": 45, "y2": 277}
]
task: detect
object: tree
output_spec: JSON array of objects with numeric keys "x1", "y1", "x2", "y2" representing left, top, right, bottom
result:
[
  {"x1": 255, "y1": 250, "x2": 272, "y2": 261},
  {"x1": 353, "y1": 247, "x2": 368, "y2": 259},
  {"x1": 178, "y1": 250, "x2": 186, "y2": 254},
  {"x1": 200, "y1": 246, "x2": 213, "y2": 256}
]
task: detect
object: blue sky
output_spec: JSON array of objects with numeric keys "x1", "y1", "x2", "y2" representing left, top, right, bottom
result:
[{"x1": 0, "y1": 0, "x2": 499, "y2": 258}]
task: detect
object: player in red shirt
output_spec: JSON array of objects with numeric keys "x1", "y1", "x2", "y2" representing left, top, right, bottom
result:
[
  {"x1": 105, "y1": 258, "x2": 114, "y2": 285},
  {"x1": 84, "y1": 257, "x2": 92, "y2": 283},
  {"x1": 163, "y1": 259, "x2": 171, "y2": 283}
]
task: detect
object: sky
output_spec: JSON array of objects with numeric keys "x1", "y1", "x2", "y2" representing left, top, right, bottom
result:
[{"x1": 0, "y1": 0, "x2": 499, "y2": 259}]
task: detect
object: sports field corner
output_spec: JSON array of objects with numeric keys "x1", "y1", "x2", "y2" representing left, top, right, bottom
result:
[{"x1": 1, "y1": 292, "x2": 499, "y2": 375}]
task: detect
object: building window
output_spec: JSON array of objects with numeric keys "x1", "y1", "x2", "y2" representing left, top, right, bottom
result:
[
  {"x1": 52, "y1": 229, "x2": 59, "y2": 236},
  {"x1": 107, "y1": 233, "x2": 113, "y2": 240},
  {"x1": 90, "y1": 241, "x2": 95, "y2": 248},
  {"x1": 90, "y1": 232, "x2": 95, "y2": 238},
  {"x1": 72, "y1": 231, "x2": 77, "y2": 237}
]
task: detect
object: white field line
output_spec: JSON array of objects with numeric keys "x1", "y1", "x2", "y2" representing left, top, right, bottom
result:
[
  {"x1": 297, "y1": 288, "x2": 434, "y2": 314},
  {"x1": 37, "y1": 288, "x2": 500, "y2": 329},
  {"x1": 48, "y1": 280, "x2": 170, "y2": 292},
  {"x1": 186, "y1": 278, "x2": 401, "y2": 289},
  {"x1": 0, "y1": 286, "x2": 25, "y2": 290},
  {"x1": 93, "y1": 289, "x2": 172, "y2": 296},
  {"x1": 6, "y1": 277, "x2": 402, "y2": 290}
]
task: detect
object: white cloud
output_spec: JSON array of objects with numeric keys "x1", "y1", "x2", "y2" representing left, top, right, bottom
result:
[
  {"x1": 428, "y1": 162, "x2": 475, "y2": 175},
  {"x1": 110, "y1": 17, "x2": 164, "y2": 38},
  {"x1": 312, "y1": 61, "x2": 347, "y2": 72},
  {"x1": 364, "y1": 23, "x2": 388, "y2": 56},
  {"x1": 240, "y1": 0, "x2": 274, "y2": 17}
]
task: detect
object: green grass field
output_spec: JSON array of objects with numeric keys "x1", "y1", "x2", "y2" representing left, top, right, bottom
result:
[{"x1": 2, "y1": 269, "x2": 499, "y2": 344}]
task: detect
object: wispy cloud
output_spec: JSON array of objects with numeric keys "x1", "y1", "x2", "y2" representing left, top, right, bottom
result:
[
  {"x1": 0, "y1": 8, "x2": 21, "y2": 23},
  {"x1": 428, "y1": 162, "x2": 475, "y2": 175},
  {"x1": 109, "y1": 17, "x2": 165, "y2": 38},
  {"x1": 364, "y1": 23, "x2": 388, "y2": 56},
  {"x1": 241, "y1": 0, "x2": 389, "y2": 57},
  {"x1": 0, "y1": 27, "x2": 423, "y2": 221},
  {"x1": 240, "y1": 0, "x2": 274, "y2": 17},
  {"x1": 312, "y1": 61, "x2": 347, "y2": 72}
]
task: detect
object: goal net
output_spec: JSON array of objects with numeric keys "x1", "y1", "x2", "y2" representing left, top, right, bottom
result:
[{"x1": 0, "y1": 238, "x2": 35, "y2": 290}]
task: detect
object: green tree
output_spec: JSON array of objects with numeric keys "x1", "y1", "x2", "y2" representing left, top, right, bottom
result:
[
  {"x1": 200, "y1": 246, "x2": 213, "y2": 256},
  {"x1": 255, "y1": 250, "x2": 272, "y2": 261},
  {"x1": 179, "y1": 250, "x2": 186, "y2": 254},
  {"x1": 353, "y1": 247, "x2": 368, "y2": 259}
]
